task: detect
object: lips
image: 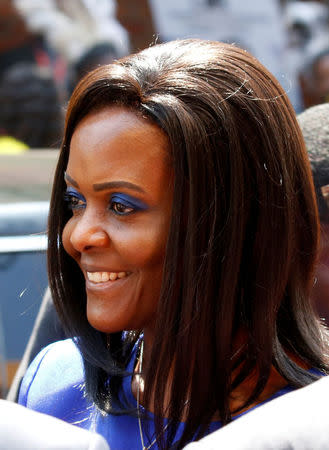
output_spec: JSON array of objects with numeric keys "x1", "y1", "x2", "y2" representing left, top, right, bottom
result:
[{"x1": 86, "y1": 271, "x2": 130, "y2": 283}]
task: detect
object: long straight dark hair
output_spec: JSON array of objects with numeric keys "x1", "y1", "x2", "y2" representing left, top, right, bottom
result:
[{"x1": 48, "y1": 39, "x2": 329, "y2": 449}]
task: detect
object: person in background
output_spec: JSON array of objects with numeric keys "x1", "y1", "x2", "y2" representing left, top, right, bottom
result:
[
  {"x1": 147, "y1": 0, "x2": 290, "y2": 100},
  {"x1": 299, "y1": 37, "x2": 329, "y2": 108},
  {"x1": 283, "y1": 1, "x2": 329, "y2": 51},
  {"x1": 16, "y1": 39, "x2": 329, "y2": 449},
  {"x1": 281, "y1": 0, "x2": 329, "y2": 112},
  {"x1": 0, "y1": 0, "x2": 49, "y2": 75},
  {"x1": 69, "y1": 41, "x2": 122, "y2": 95},
  {"x1": 0, "y1": 62, "x2": 63, "y2": 149},
  {"x1": 13, "y1": 0, "x2": 130, "y2": 98},
  {"x1": 184, "y1": 375, "x2": 329, "y2": 450},
  {"x1": 298, "y1": 103, "x2": 329, "y2": 325}
]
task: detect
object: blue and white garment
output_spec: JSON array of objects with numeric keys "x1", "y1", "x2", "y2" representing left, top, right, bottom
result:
[{"x1": 18, "y1": 338, "x2": 298, "y2": 449}]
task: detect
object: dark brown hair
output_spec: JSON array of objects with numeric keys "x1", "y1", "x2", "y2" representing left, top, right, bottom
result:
[{"x1": 48, "y1": 39, "x2": 329, "y2": 449}]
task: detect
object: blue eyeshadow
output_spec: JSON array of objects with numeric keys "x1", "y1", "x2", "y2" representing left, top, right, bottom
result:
[
  {"x1": 111, "y1": 193, "x2": 148, "y2": 210},
  {"x1": 65, "y1": 187, "x2": 86, "y2": 202}
]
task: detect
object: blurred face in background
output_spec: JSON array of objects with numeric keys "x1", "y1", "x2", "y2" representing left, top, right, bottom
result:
[
  {"x1": 300, "y1": 53, "x2": 329, "y2": 108},
  {"x1": 313, "y1": 54, "x2": 329, "y2": 104},
  {"x1": 0, "y1": 0, "x2": 33, "y2": 53}
]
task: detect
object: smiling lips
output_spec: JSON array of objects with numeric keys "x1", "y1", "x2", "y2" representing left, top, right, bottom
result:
[{"x1": 87, "y1": 271, "x2": 130, "y2": 283}]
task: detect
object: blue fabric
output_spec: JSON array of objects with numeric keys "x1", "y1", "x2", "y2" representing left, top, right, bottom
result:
[{"x1": 18, "y1": 339, "x2": 299, "y2": 450}]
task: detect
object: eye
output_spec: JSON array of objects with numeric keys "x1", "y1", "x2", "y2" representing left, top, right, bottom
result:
[
  {"x1": 63, "y1": 189, "x2": 86, "y2": 211},
  {"x1": 109, "y1": 193, "x2": 148, "y2": 216},
  {"x1": 110, "y1": 201, "x2": 134, "y2": 215}
]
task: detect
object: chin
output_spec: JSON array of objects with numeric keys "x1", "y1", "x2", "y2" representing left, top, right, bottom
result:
[
  {"x1": 86, "y1": 310, "x2": 154, "y2": 336},
  {"x1": 87, "y1": 315, "x2": 122, "y2": 334},
  {"x1": 86, "y1": 309, "x2": 135, "y2": 334}
]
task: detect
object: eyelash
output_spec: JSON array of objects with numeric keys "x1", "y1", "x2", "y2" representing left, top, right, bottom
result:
[
  {"x1": 63, "y1": 192, "x2": 136, "y2": 216},
  {"x1": 110, "y1": 198, "x2": 134, "y2": 215},
  {"x1": 63, "y1": 192, "x2": 85, "y2": 211}
]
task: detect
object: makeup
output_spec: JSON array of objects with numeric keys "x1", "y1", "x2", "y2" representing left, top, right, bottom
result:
[
  {"x1": 110, "y1": 193, "x2": 148, "y2": 213},
  {"x1": 63, "y1": 187, "x2": 86, "y2": 210}
]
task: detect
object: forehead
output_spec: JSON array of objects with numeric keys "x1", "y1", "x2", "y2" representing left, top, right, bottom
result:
[
  {"x1": 67, "y1": 106, "x2": 171, "y2": 191},
  {"x1": 72, "y1": 105, "x2": 167, "y2": 143}
]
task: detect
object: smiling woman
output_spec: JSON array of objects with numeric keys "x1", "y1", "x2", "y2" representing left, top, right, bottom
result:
[
  {"x1": 18, "y1": 39, "x2": 329, "y2": 450},
  {"x1": 62, "y1": 107, "x2": 173, "y2": 336}
]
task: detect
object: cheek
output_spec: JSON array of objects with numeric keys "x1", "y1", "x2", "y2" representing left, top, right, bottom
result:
[
  {"x1": 111, "y1": 220, "x2": 169, "y2": 270},
  {"x1": 62, "y1": 219, "x2": 76, "y2": 259}
]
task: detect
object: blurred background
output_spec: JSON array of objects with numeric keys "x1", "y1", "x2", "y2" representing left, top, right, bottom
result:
[{"x1": 2, "y1": 0, "x2": 329, "y2": 397}]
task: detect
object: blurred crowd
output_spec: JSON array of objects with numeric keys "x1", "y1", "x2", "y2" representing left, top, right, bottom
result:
[{"x1": 1, "y1": 0, "x2": 329, "y2": 150}]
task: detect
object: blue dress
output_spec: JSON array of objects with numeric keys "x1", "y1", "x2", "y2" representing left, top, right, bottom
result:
[{"x1": 18, "y1": 339, "x2": 296, "y2": 449}]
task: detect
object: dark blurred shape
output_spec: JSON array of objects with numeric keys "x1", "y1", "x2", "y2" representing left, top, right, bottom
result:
[
  {"x1": 284, "y1": 1, "x2": 329, "y2": 49},
  {"x1": 116, "y1": 0, "x2": 156, "y2": 53},
  {"x1": 207, "y1": 0, "x2": 222, "y2": 5},
  {"x1": 298, "y1": 103, "x2": 329, "y2": 324},
  {"x1": 299, "y1": 36, "x2": 329, "y2": 108},
  {"x1": 282, "y1": 1, "x2": 329, "y2": 111},
  {"x1": 0, "y1": 63, "x2": 63, "y2": 148},
  {"x1": 0, "y1": 0, "x2": 43, "y2": 73},
  {"x1": 70, "y1": 41, "x2": 120, "y2": 93},
  {"x1": 75, "y1": 42, "x2": 118, "y2": 79},
  {"x1": 299, "y1": 103, "x2": 329, "y2": 223}
]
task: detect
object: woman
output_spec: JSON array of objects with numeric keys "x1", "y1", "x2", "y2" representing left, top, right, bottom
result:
[{"x1": 18, "y1": 39, "x2": 329, "y2": 449}]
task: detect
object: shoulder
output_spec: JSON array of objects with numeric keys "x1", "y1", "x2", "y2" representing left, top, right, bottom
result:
[
  {"x1": 18, "y1": 339, "x2": 89, "y2": 421},
  {"x1": 185, "y1": 376, "x2": 329, "y2": 450}
]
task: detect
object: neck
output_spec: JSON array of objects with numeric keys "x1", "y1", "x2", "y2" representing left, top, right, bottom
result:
[
  {"x1": 133, "y1": 328, "x2": 175, "y2": 415},
  {"x1": 134, "y1": 328, "x2": 307, "y2": 420}
]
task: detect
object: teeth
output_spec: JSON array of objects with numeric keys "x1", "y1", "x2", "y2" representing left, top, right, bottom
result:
[
  {"x1": 94, "y1": 272, "x2": 102, "y2": 283},
  {"x1": 87, "y1": 271, "x2": 129, "y2": 283},
  {"x1": 101, "y1": 272, "x2": 110, "y2": 282},
  {"x1": 109, "y1": 272, "x2": 117, "y2": 281}
]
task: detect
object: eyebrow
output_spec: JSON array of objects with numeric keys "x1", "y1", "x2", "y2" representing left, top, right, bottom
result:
[
  {"x1": 64, "y1": 172, "x2": 79, "y2": 187},
  {"x1": 93, "y1": 181, "x2": 145, "y2": 193},
  {"x1": 64, "y1": 172, "x2": 145, "y2": 194}
]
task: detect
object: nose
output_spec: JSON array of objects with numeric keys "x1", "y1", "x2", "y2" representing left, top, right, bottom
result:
[{"x1": 69, "y1": 210, "x2": 110, "y2": 253}]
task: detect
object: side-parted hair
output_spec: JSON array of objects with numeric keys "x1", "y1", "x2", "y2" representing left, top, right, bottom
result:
[{"x1": 48, "y1": 39, "x2": 329, "y2": 449}]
